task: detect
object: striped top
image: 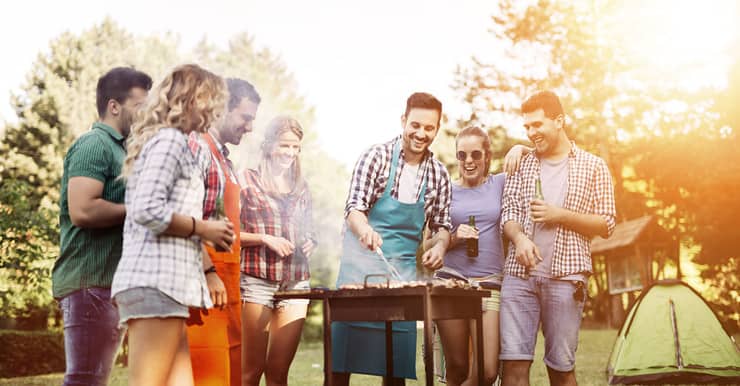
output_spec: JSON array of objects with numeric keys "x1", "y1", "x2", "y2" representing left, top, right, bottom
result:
[
  {"x1": 240, "y1": 169, "x2": 315, "y2": 281},
  {"x1": 111, "y1": 128, "x2": 213, "y2": 309},
  {"x1": 53, "y1": 122, "x2": 127, "y2": 299}
]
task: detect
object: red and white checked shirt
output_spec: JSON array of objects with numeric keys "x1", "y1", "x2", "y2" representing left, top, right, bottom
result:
[
  {"x1": 501, "y1": 142, "x2": 616, "y2": 278},
  {"x1": 240, "y1": 169, "x2": 314, "y2": 281},
  {"x1": 187, "y1": 133, "x2": 237, "y2": 220}
]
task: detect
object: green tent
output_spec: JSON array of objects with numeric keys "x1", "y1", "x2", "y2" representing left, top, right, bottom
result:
[{"x1": 607, "y1": 280, "x2": 740, "y2": 384}]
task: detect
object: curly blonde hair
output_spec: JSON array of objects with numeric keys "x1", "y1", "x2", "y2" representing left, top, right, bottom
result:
[
  {"x1": 257, "y1": 116, "x2": 306, "y2": 197},
  {"x1": 122, "y1": 64, "x2": 226, "y2": 177}
]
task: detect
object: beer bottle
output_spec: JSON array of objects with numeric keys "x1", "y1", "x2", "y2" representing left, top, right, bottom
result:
[
  {"x1": 466, "y1": 215, "x2": 478, "y2": 258},
  {"x1": 535, "y1": 177, "x2": 544, "y2": 200},
  {"x1": 214, "y1": 197, "x2": 230, "y2": 252}
]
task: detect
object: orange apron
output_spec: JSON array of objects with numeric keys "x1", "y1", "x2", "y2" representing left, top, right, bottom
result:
[{"x1": 187, "y1": 134, "x2": 242, "y2": 386}]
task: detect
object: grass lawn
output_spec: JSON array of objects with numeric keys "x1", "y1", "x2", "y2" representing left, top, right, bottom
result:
[
  {"x1": 0, "y1": 329, "x2": 614, "y2": 386},
  {"x1": 0, "y1": 329, "x2": 731, "y2": 385}
]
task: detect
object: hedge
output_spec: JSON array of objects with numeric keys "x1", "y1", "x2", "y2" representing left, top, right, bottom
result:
[{"x1": 0, "y1": 330, "x2": 65, "y2": 378}]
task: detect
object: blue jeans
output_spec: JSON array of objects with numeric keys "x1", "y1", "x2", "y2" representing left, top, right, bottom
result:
[
  {"x1": 499, "y1": 275, "x2": 585, "y2": 372},
  {"x1": 59, "y1": 287, "x2": 124, "y2": 386}
]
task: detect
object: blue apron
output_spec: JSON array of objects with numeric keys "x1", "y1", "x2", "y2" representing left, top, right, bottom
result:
[{"x1": 332, "y1": 141, "x2": 427, "y2": 379}]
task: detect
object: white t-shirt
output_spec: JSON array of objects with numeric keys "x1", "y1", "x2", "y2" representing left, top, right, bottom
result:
[{"x1": 397, "y1": 163, "x2": 419, "y2": 204}]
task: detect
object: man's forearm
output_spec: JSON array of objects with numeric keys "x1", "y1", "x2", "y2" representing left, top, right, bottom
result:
[
  {"x1": 557, "y1": 209, "x2": 609, "y2": 238},
  {"x1": 346, "y1": 210, "x2": 369, "y2": 238},
  {"x1": 71, "y1": 199, "x2": 125, "y2": 228},
  {"x1": 432, "y1": 229, "x2": 450, "y2": 251},
  {"x1": 503, "y1": 221, "x2": 526, "y2": 245}
]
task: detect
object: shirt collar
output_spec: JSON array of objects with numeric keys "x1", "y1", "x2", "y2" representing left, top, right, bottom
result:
[
  {"x1": 209, "y1": 133, "x2": 230, "y2": 158},
  {"x1": 92, "y1": 122, "x2": 125, "y2": 143},
  {"x1": 393, "y1": 135, "x2": 434, "y2": 163},
  {"x1": 534, "y1": 140, "x2": 579, "y2": 160}
]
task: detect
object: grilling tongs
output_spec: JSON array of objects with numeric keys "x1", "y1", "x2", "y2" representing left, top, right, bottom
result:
[{"x1": 375, "y1": 247, "x2": 403, "y2": 281}]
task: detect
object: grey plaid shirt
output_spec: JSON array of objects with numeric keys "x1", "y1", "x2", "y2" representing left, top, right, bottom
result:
[
  {"x1": 501, "y1": 142, "x2": 616, "y2": 278},
  {"x1": 344, "y1": 136, "x2": 452, "y2": 233},
  {"x1": 112, "y1": 128, "x2": 213, "y2": 309}
]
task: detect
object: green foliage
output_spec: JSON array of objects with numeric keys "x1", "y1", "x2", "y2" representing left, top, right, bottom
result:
[
  {"x1": 0, "y1": 19, "x2": 347, "y2": 326},
  {"x1": 0, "y1": 330, "x2": 65, "y2": 378},
  {"x1": 448, "y1": 0, "x2": 739, "y2": 328},
  {"x1": 0, "y1": 180, "x2": 57, "y2": 324}
]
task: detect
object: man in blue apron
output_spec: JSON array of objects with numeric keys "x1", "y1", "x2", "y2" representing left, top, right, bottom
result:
[{"x1": 333, "y1": 92, "x2": 453, "y2": 385}]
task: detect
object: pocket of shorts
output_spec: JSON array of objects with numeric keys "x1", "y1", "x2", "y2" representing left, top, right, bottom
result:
[{"x1": 114, "y1": 289, "x2": 148, "y2": 307}]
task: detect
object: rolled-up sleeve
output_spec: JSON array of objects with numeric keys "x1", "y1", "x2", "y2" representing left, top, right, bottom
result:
[
  {"x1": 500, "y1": 170, "x2": 524, "y2": 233},
  {"x1": 592, "y1": 158, "x2": 617, "y2": 237},
  {"x1": 128, "y1": 130, "x2": 184, "y2": 234},
  {"x1": 344, "y1": 146, "x2": 382, "y2": 218}
]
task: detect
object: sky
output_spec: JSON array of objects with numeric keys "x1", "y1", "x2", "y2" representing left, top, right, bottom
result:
[
  {"x1": 0, "y1": 0, "x2": 499, "y2": 168},
  {"x1": 0, "y1": 0, "x2": 736, "y2": 168}
]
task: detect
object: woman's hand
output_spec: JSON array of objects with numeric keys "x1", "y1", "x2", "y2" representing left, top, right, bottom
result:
[
  {"x1": 456, "y1": 224, "x2": 479, "y2": 240},
  {"x1": 301, "y1": 239, "x2": 317, "y2": 258},
  {"x1": 205, "y1": 270, "x2": 227, "y2": 309},
  {"x1": 262, "y1": 234, "x2": 295, "y2": 258},
  {"x1": 503, "y1": 144, "x2": 532, "y2": 175},
  {"x1": 197, "y1": 219, "x2": 234, "y2": 251}
]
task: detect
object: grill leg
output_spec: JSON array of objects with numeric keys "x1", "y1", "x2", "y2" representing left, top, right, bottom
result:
[
  {"x1": 385, "y1": 321, "x2": 394, "y2": 380},
  {"x1": 323, "y1": 299, "x2": 332, "y2": 386}
]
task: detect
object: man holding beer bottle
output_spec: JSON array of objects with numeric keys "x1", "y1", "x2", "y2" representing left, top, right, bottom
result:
[
  {"x1": 187, "y1": 78, "x2": 261, "y2": 386},
  {"x1": 499, "y1": 91, "x2": 616, "y2": 386}
]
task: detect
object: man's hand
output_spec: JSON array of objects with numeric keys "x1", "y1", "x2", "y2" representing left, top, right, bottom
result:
[
  {"x1": 514, "y1": 233, "x2": 542, "y2": 269},
  {"x1": 357, "y1": 224, "x2": 383, "y2": 251},
  {"x1": 262, "y1": 235, "x2": 295, "y2": 257},
  {"x1": 530, "y1": 199, "x2": 564, "y2": 225},
  {"x1": 421, "y1": 243, "x2": 445, "y2": 270},
  {"x1": 206, "y1": 270, "x2": 227, "y2": 309}
]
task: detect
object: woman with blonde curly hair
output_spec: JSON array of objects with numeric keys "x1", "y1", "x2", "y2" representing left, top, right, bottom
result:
[
  {"x1": 239, "y1": 116, "x2": 317, "y2": 386},
  {"x1": 111, "y1": 64, "x2": 235, "y2": 386}
]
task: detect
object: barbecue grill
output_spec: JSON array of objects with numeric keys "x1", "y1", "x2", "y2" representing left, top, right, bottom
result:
[{"x1": 276, "y1": 277, "x2": 491, "y2": 386}]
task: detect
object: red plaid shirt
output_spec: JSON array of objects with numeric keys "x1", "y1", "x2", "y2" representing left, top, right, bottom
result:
[
  {"x1": 501, "y1": 142, "x2": 616, "y2": 278},
  {"x1": 188, "y1": 133, "x2": 237, "y2": 220},
  {"x1": 240, "y1": 169, "x2": 314, "y2": 281}
]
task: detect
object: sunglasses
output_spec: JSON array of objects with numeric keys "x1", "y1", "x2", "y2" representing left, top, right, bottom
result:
[{"x1": 456, "y1": 150, "x2": 484, "y2": 161}]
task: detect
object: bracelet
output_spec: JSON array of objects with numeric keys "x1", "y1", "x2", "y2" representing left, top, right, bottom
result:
[
  {"x1": 186, "y1": 217, "x2": 196, "y2": 238},
  {"x1": 204, "y1": 265, "x2": 217, "y2": 275}
]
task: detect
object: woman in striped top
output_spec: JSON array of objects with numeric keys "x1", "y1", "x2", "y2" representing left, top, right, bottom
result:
[
  {"x1": 111, "y1": 64, "x2": 235, "y2": 386},
  {"x1": 239, "y1": 116, "x2": 316, "y2": 386}
]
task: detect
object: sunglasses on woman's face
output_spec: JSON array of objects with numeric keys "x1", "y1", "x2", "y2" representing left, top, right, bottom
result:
[{"x1": 456, "y1": 150, "x2": 484, "y2": 161}]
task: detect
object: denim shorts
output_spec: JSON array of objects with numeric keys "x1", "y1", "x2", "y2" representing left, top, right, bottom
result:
[
  {"x1": 240, "y1": 274, "x2": 310, "y2": 309},
  {"x1": 114, "y1": 287, "x2": 189, "y2": 327},
  {"x1": 499, "y1": 275, "x2": 586, "y2": 372}
]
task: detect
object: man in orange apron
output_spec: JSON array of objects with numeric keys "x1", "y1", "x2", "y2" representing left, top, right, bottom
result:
[{"x1": 187, "y1": 78, "x2": 261, "y2": 386}]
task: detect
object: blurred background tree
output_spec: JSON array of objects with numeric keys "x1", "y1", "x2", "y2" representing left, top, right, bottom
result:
[
  {"x1": 0, "y1": 19, "x2": 347, "y2": 330},
  {"x1": 435, "y1": 0, "x2": 738, "y2": 331}
]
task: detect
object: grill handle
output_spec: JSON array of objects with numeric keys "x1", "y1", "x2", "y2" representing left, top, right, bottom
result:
[{"x1": 363, "y1": 274, "x2": 391, "y2": 288}]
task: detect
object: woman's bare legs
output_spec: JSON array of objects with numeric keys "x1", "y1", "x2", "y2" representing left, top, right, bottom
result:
[
  {"x1": 264, "y1": 304, "x2": 307, "y2": 386},
  {"x1": 242, "y1": 302, "x2": 272, "y2": 386},
  {"x1": 128, "y1": 318, "x2": 193, "y2": 386}
]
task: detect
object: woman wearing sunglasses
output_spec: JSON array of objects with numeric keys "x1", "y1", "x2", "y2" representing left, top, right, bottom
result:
[{"x1": 429, "y1": 126, "x2": 529, "y2": 386}]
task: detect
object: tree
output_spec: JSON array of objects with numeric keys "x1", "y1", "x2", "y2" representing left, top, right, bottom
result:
[
  {"x1": 0, "y1": 20, "x2": 348, "y2": 326},
  {"x1": 0, "y1": 180, "x2": 57, "y2": 328},
  {"x1": 448, "y1": 0, "x2": 737, "y2": 328}
]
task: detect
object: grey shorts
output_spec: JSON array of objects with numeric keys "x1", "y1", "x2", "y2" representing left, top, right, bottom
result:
[
  {"x1": 114, "y1": 287, "x2": 189, "y2": 328},
  {"x1": 499, "y1": 275, "x2": 586, "y2": 371},
  {"x1": 240, "y1": 274, "x2": 310, "y2": 309}
]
